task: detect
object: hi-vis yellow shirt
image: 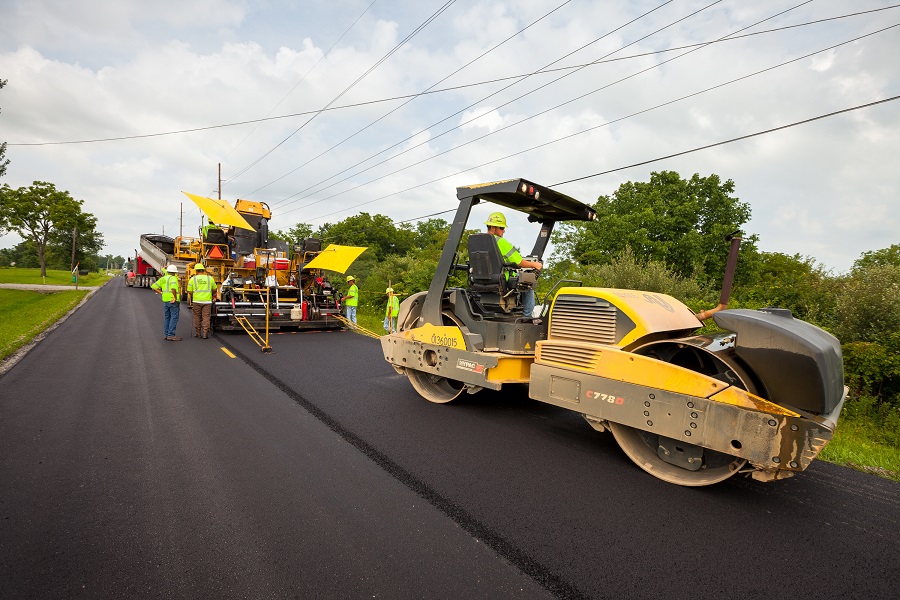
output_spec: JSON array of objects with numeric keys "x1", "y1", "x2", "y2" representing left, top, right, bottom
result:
[
  {"x1": 188, "y1": 274, "x2": 217, "y2": 303},
  {"x1": 385, "y1": 295, "x2": 399, "y2": 317},
  {"x1": 151, "y1": 274, "x2": 181, "y2": 302}
]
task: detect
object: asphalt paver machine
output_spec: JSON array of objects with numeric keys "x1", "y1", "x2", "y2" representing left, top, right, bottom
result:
[{"x1": 380, "y1": 178, "x2": 846, "y2": 486}]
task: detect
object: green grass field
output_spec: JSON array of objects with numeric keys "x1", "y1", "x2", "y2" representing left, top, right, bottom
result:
[
  {"x1": 0, "y1": 266, "x2": 112, "y2": 287},
  {"x1": 0, "y1": 288, "x2": 90, "y2": 360},
  {"x1": 819, "y1": 417, "x2": 900, "y2": 481}
]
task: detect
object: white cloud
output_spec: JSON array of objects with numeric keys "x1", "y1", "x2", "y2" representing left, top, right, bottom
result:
[
  {"x1": 809, "y1": 49, "x2": 837, "y2": 72},
  {"x1": 458, "y1": 106, "x2": 507, "y2": 132}
]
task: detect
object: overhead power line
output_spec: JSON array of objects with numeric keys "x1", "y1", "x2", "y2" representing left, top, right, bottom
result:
[
  {"x1": 270, "y1": 0, "x2": 685, "y2": 206},
  {"x1": 220, "y1": 0, "x2": 379, "y2": 162},
  {"x1": 550, "y1": 95, "x2": 900, "y2": 188},
  {"x1": 225, "y1": 0, "x2": 459, "y2": 185},
  {"x1": 258, "y1": 0, "x2": 577, "y2": 203},
  {"x1": 303, "y1": 94, "x2": 900, "y2": 224},
  {"x1": 279, "y1": 0, "x2": 811, "y2": 215},
  {"x1": 8, "y1": 5, "x2": 895, "y2": 147}
]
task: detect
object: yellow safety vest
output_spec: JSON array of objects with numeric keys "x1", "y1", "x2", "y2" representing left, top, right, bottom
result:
[
  {"x1": 152, "y1": 274, "x2": 181, "y2": 302},
  {"x1": 385, "y1": 295, "x2": 399, "y2": 317},
  {"x1": 188, "y1": 274, "x2": 217, "y2": 303}
]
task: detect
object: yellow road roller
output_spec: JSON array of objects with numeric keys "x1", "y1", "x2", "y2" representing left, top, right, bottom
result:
[{"x1": 380, "y1": 178, "x2": 846, "y2": 486}]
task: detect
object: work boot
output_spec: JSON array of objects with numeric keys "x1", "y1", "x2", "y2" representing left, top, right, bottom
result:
[
  {"x1": 202, "y1": 331, "x2": 208, "y2": 339},
  {"x1": 193, "y1": 331, "x2": 200, "y2": 338},
  {"x1": 166, "y1": 336, "x2": 183, "y2": 341}
]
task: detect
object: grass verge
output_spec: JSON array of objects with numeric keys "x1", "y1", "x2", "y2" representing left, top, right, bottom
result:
[
  {"x1": 0, "y1": 289, "x2": 90, "y2": 361},
  {"x1": 819, "y1": 414, "x2": 900, "y2": 481},
  {"x1": 358, "y1": 311, "x2": 391, "y2": 336},
  {"x1": 0, "y1": 266, "x2": 112, "y2": 287}
]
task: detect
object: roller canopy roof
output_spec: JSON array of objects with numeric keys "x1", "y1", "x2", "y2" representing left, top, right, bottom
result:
[{"x1": 456, "y1": 178, "x2": 597, "y2": 223}]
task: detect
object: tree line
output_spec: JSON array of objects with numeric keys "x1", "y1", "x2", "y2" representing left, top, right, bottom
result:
[{"x1": 0, "y1": 181, "x2": 107, "y2": 273}]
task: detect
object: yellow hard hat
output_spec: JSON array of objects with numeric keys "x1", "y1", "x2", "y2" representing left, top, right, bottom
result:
[
  {"x1": 484, "y1": 212, "x2": 507, "y2": 228},
  {"x1": 194, "y1": 263, "x2": 205, "y2": 270},
  {"x1": 385, "y1": 287, "x2": 393, "y2": 294},
  {"x1": 346, "y1": 275, "x2": 355, "y2": 282}
]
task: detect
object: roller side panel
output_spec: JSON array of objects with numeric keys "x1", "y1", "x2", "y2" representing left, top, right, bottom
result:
[
  {"x1": 381, "y1": 334, "x2": 505, "y2": 390},
  {"x1": 528, "y1": 362, "x2": 837, "y2": 473}
]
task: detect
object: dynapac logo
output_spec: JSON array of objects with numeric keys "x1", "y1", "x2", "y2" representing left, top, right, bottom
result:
[{"x1": 457, "y1": 359, "x2": 484, "y2": 373}]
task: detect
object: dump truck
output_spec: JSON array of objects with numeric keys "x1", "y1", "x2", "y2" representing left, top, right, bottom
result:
[
  {"x1": 125, "y1": 234, "x2": 191, "y2": 287},
  {"x1": 124, "y1": 255, "x2": 157, "y2": 288},
  {"x1": 380, "y1": 178, "x2": 847, "y2": 486}
]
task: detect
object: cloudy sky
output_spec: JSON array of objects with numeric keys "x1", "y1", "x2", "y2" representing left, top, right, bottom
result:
[{"x1": 1, "y1": 0, "x2": 897, "y2": 273}]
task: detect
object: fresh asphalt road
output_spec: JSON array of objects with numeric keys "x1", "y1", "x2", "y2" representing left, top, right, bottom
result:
[{"x1": 1, "y1": 282, "x2": 898, "y2": 599}]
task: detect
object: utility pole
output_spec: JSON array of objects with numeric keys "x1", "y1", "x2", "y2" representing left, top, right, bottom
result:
[
  {"x1": 179, "y1": 202, "x2": 183, "y2": 238},
  {"x1": 218, "y1": 163, "x2": 222, "y2": 200},
  {"x1": 70, "y1": 227, "x2": 77, "y2": 271}
]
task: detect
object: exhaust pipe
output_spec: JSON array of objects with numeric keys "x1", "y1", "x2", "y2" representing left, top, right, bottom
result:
[{"x1": 696, "y1": 231, "x2": 741, "y2": 321}]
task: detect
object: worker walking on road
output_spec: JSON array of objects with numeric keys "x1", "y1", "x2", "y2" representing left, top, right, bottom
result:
[
  {"x1": 187, "y1": 263, "x2": 218, "y2": 339},
  {"x1": 341, "y1": 275, "x2": 359, "y2": 325},
  {"x1": 151, "y1": 265, "x2": 182, "y2": 341},
  {"x1": 384, "y1": 287, "x2": 400, "y2": 333}
]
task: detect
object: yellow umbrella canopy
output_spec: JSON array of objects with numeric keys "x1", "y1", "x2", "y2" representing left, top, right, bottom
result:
[
  {"x1": 182, "y1": 192, "x2": 255, "y2": 231},
  {"x1": 302, "y1": 244, "x2": 367, "y2": 274}
]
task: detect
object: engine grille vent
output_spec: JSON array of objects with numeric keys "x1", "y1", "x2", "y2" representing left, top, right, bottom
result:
[
  {"x1": 538, "y1": 342, "x2": 601, "y2": 370},
  {"x1": 550, "y1": 295, "x2": 618, "y2": 345}
]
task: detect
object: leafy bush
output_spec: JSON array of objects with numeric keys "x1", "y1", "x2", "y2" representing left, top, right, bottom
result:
[
  {"x1": 735, "y1": 252, "x2": 838, "y2": 325},
  {"x1": 832, "y1": 264, "x2": 900, "y2": 344},
  {"x1": 542, "y1": 246, "x2": 706, "y2": 301},
  {"x1": 842, "y1": 337, "x2": 900, "y2": 410}
]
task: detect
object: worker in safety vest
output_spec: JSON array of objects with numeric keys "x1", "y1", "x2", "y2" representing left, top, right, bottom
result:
[
  {"x1": 484, "y1": 212, "x2": 542, "y2": 319},
  {"x1": 187, "y1": 263, "x2": 218, "y2": 339},
  {"x1": 200, "y1": 219, "x2": 216, "y2": 240},
  {"x1": 341, "y1": 275, "x2": 359, "y2": 324},
  {"x1": 384, "y1": 287, "x2": 400, "y2": 333},
  {"x1": 151, "y1": 265, "x2": 182, "y2": 341}
]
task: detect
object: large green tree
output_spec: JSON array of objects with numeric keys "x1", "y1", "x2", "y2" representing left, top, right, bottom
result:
[
  {"x1": 0, "y1": 240, "x2": 37, "y2": 268},
  {"x1": 735, "y1": 252, "x2": 837, "y2": 324},
  {"x1": 853, "y1": 243, "x2": 900, "y2": 270},
  {"x1": 46, "y1": 208, "x2": 104, "y2": 271},
  {"x1": 0, "y1": 181, "x2": 101, "y2": 277},
  {"x1": 315, "y1": 212, "x2": 416, "y2": 261},
  {"x1": 272, "y1": 222, "x2": 314, "y2": 245},
  {"x1": 551, "y1": 171, "x2": 759, "y2": 284}
]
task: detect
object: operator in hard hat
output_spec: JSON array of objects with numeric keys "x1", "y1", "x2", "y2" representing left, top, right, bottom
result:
[
  {"x1": 384, "y1": 287, "x2": 400, "y2": 333},
  {"x1": 187, "y1": 263, "x2": 218, "y2": 339},
  {"x1": 151, "y1": 265, "x2": 182, "y2": 341},
  {"x1": 341, "y1": 275, "x2": 359, "y2": 325},
  {"x1": 484, "y1": 212, "x2": 543, "y2": 320},
  {"x1": 200, "y1": 219, "x2": 216, "y2": 240}
]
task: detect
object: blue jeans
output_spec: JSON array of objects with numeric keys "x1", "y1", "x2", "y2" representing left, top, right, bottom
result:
[
  {"x1": 164, "y1": 301, "x2": 180, "y2": 337},
  {"x1": 522, "y1": 289, "x2": 536, "y2": 319},
  {"x1": 345, "y1": 305, "x2": 357, "y2": 324}
]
